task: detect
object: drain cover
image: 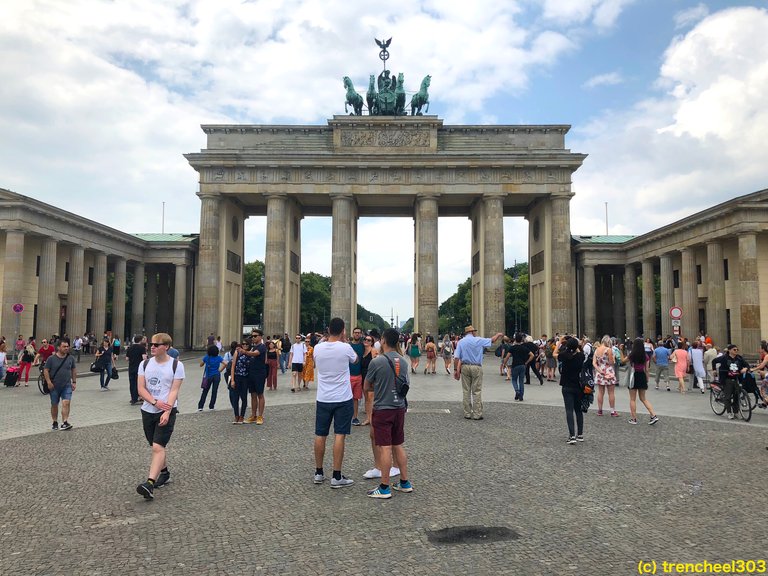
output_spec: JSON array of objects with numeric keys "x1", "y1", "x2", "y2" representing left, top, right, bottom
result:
[{"x1": 427, "y1": 526, "x2": 519, "y2": 545}]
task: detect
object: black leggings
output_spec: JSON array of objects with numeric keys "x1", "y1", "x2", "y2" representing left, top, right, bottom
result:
[{"x1": 562, "y1": 387, "x2": 584, "y2": 437}]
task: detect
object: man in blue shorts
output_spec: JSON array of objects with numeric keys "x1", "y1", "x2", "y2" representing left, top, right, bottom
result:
[
  {"x1": 44, "y1": 338, "x2": 77, "y2": 431},
  {"x1": 312, "y1": 317, "x2": 358, "y2": 488}
]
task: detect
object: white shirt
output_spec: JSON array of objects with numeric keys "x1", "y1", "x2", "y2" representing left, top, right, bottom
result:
[
  {"x1": 139, "y1": 357, "x2": 185, "y2": 414},
  {"x1": 313, "y1": 341, "x2": 357, "y2": 403},
  {"x1": 289, "y1": 342, "x2": 307, "y2": 363}
]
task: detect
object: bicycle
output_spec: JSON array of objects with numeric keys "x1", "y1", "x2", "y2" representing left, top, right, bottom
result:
[
  {"x1": 709, "y1": 379, "x2": 752, "y2": 422},
  {"x1": 36, "y1": 365, "x2": 47, "y2": 395}
]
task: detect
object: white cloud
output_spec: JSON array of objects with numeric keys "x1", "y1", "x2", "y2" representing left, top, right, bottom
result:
[
  {"x1": 674, "y1": 3, "x2": 709, "y2": 29},
  {"x1": 541, "y1": 0, "x2": 637, "y2": 28},
  {"x1": 571, "y1": 7, "x2": 768, "y2": 236},
  {"x1": 583, "y1": 71, "x2": 623, "y2": 88}
]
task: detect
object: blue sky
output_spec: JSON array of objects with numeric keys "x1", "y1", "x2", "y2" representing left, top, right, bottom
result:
[{"x1": 1, "y1": 1, "x2": 767, "y2": 323}]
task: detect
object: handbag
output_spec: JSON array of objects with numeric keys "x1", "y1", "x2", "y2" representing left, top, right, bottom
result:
[{"x1": 111, "y1": 366, "x2": 119, "y2": 380}]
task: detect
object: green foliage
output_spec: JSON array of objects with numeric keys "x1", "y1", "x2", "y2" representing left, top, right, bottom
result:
[
  {"x1": 300, "y1": 272, "x2": 331, "y2": 332},
  {"x1": 243, "y1": 261, "x2": 264, "y2": 324}
]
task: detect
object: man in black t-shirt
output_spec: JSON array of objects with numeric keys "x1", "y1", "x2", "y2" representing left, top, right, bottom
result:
[{"x1": 125, "y1": 335, "x2": 147, "y2": 405}]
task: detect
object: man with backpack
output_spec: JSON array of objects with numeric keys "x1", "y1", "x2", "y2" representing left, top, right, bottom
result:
[
  {"x1": 362, "y1": 328, "x2": 412, "y2": 499},
  {"x1": 44, "y1": 337, "x2": 77, "y2": 431},
  {"x1": 136, "y1": 333, "x2": 185, "y2": 500}
]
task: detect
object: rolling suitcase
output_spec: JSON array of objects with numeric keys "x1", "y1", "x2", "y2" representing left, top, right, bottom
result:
[{"x1": 4, "y1": 366, "x2": 20, "y2": 387}]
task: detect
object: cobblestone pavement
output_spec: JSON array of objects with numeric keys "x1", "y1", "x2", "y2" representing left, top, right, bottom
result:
[{"x1": 2, "y1": 358, "x2": 767, "y2": 575}]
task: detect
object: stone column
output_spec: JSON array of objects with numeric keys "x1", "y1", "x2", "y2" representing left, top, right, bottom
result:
[
  {"x1": 706, "y1": 241, "x2": 726, "y2": 347},
  {"x1": 482, "y1": 195, "x2": 505, "y2": 337},
  {"x1": 91, "y1": 252, "x2": 108, "y2": 337},
  {"x1": 330, "y1": 194, "x2": 355, "y2": 328},
  {"x1": 680, "y1": 248, "x2": 697, "y2": 339},
  {"x1": 582, "y1": 265, "x2": 596, "y2": 339},
  {"x1": 173, "y1": 264, "x2": 187, "y2": 347},
  {"x1": 624, "y1": 264, "x2": 638, "y2": 338},
  {"x1": 1, "y1": 230, "x2": 25, "y2": 339},
  {"x1": 38, "y1": 237, "x2": 59, "y2": 339},
  {"x1": 550, "y1": 194, "x2": 573, "y2": 333},
  {"x1": 112, "y1": 257, "x2": 127, "y2": 341},
  {"x1": 157, "y1": 269, "x2": 170, "y2": 333},
  {"x1": 612, "y1": 272, "x2": 625, "y2": 338},
  {"x1": 641, "y1": 259, "x2": 656, "y2": 338},
  {"x1": 195, "y1": 194, "x2": 221, "y2": 345},
  {"x1": 131, "y1": 262, "x2": 145, "y2": 337},
  {"x1": 67, "y1": 245, "x2": 85, "y2": 338},
  {"x1": 415, "y1": 195, "x2": 439, "y2": 336},
  {"x1": 264, "y1": 193, "x2": 287, "y2": 337},
  {"x1": 145, "y1": 268, "x2": 157, "y2": 335},
  {"x1": 738, "y1": 233, "x2": 761, "y2": 355},
  {"x1": 659, "y1": 253, "x2": 674, "y2": 337}
]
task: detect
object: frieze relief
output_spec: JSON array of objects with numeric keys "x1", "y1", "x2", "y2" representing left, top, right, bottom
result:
[
  {"x1": 202, "y1": 167, "x2": 570, "y2": 185},
  {"x1": 339, "y1": 129, "x2": 430, "y2": 148}
]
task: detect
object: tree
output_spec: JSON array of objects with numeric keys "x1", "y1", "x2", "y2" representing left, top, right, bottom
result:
[{"x1": 242, "y1": 261, "x2": 264, "y2": 325}]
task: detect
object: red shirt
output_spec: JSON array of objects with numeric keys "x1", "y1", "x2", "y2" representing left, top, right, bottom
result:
[{"x1": 38, "y1": 344, "x2": 55, "y2": 362}]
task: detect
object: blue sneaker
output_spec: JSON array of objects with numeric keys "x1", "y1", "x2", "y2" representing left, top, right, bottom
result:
[
  {"x1": 392, "y1": 480, "x2": 413, "y2": 493},
  {"x1": 367, "y1": 485, "x2": 392, "y2": 499}
]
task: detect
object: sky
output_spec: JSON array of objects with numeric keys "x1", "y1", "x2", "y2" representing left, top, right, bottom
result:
[{"x1": 2, "y1": 0, "x2": 767, "y2": 323}]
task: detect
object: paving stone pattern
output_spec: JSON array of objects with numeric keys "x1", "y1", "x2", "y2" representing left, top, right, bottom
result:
[{"x1": 2, "y1": 396, "x2": 766, "y2": 575}]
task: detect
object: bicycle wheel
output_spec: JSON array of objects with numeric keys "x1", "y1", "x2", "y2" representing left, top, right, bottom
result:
[
  {"x1": 710, "y1": 388, "x2": 726, "y2": 415},
  {"x1": 738, "y1": 389, "x2": 752, "y2": 422},
  {"x1": 37, "y1": 371, "x2": 47, "y2": 395}
]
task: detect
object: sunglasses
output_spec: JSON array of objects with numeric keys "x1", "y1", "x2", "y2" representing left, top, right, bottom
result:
[{"x1": 150, "y1": 342, "x2": 167, "y2": 347}]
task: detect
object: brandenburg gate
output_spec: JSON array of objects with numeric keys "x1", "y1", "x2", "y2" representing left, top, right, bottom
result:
[{"x1": 185, "y1": 116, "x2": 585, "y2": 343}]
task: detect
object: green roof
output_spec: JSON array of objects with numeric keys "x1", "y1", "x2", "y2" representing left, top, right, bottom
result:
[
  {"x1": 572, "y1": 235, "x2": 635, "y2": 244},
  {"x1": 133, "y1": 233, "x2": 198, "y2": 243}
]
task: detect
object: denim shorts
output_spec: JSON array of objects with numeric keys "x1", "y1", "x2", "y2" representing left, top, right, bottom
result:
[
  {"x1": 50, "y1": 384, "x2": 73, "y2": 405},
  {"x1": 315, "y1": 399, "x2": 353, "y2": 436}
]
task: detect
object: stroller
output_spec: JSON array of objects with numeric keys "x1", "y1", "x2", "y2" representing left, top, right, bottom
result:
[{"x1": 4, "y1": 365, "x2": 20, "y2": 387}]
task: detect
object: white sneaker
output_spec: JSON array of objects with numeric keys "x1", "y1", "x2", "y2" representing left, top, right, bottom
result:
[{"x1": 363, "y1": 467, "x2": 381, "y2": 479}]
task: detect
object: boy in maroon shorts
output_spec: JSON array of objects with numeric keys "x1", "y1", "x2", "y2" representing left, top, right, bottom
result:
[{"x1": 363, "y1": 328, "x2": 412, "y2": 499}]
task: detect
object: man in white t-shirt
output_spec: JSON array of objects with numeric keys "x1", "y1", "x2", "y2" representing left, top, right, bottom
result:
[
  {"x1": 311, "y1": 317, "x2": 358, "y2": 488},
  {"x1": 136, "y1": 332, "x2": 185, "y2": 500}
]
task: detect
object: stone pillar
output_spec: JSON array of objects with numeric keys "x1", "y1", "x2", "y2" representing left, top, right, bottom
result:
[
  {"x1": 659, "y1": 253, "x2": 674, "y2": 337},
  {"x1": 624, "y1": 264, "x2": 638, "y2": 338},
  {"x1": 131, "y1": 262, "x2": 145, "y2": 337},
  {"x1": 415, "y1": 195, "x2": 439, "y2": 336},
  {"x1": 738, "y1": 233, "x2": 761, "y2": 355},
  {"x1": 612, "y1": 272, "x2": 625, "y2": 338},
  {"x1": 706, "y1": 241, "x2": 726, "y2": 347},
  {"x1": 330, "y1": 194, "x2": 355, "y2": 328},
  {"x1": 641, "y1": 259, "x2": 656, "y2": 338},
  {"x1": 157, "y1": 269, "x2": 170, "y2": 333},
  {"x1": 582, "y1": 265, "x2": 596, "y2": 339},
  {"x1": 173, "y1": 264, "x2": 187, "y2": 347},
  {"x1": 550, "y1": 194, "x2": 573, "y2": 333},
  {"x1": 680, "y1": 248, "x2": 697, "y2": 339},
  {"x1": 67, "y1": 245, "x2": 85, "y2": 338},
  {"x1": 482, "y1": 195, "x2": 505, "y2": 337},
  {"x1": 38, "y1": 237, "x2": 59, "y2": 339},
  {"x1": 145, "y1": 268, "x2": 157, "y2": 335},
  {"x1": 195, "y1": 194, "x2": 221, "y2": 346},
  {"x1": 264, "y1": 194, "x2": 287, "y2": 337},
  {"x1": 112, "y1": 257, "x2": 127, "y2": 341},
  {"x1": 91, "y1": 252, "x2": 108, "y2": 337},
  {"x1": 1, "y1": 230, "x2": 25, "y2": 338}
]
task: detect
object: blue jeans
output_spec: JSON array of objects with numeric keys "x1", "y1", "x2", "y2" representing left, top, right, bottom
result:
[
  {"x1": 100, "y1": 361, "x2": 112, "y2": 388},
  {"x1": 279, "y1": 352, "x2": 288, "y2": 374},
  {"x1": 198, "y1": 373, "x2": 221, "y2": 409},
  {"x1": 511, "y1": 365, "x2": 526, "y2": 398}
]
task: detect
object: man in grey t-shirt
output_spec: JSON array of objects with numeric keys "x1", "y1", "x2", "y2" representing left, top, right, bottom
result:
[
  {"x1": 44, "y1": 338, "x2": 77, "y2": 431},
  {"x1": 363, "y1": 328, "x2": 413, "y2": 499}
]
